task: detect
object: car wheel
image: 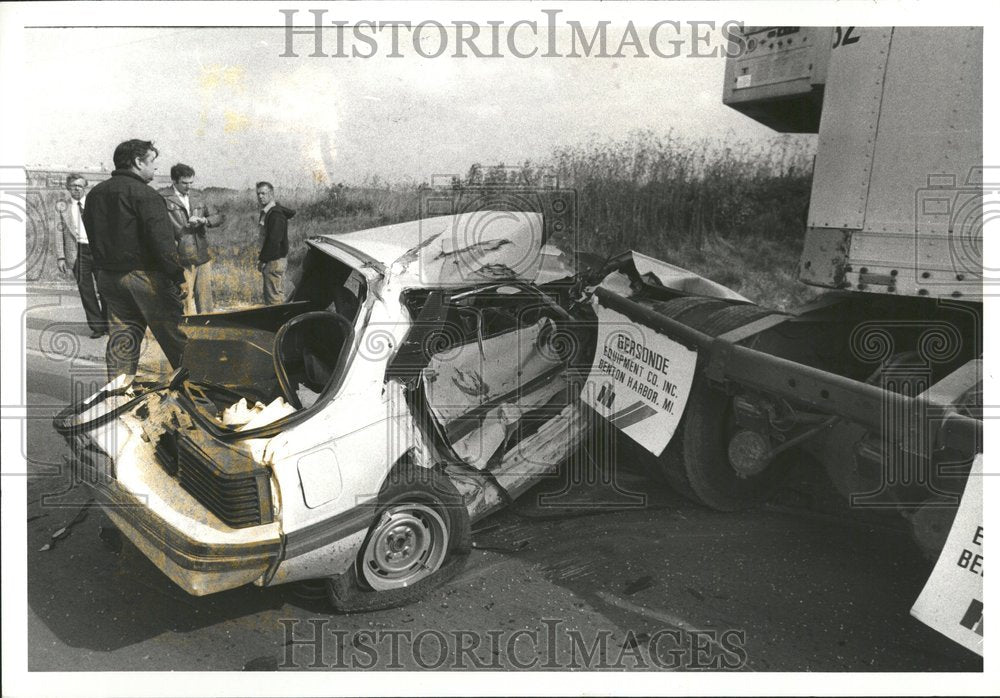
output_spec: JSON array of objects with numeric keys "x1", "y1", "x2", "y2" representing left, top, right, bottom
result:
[{"x1": 326, "y1": 465, "x2": 471, "y2": 613}]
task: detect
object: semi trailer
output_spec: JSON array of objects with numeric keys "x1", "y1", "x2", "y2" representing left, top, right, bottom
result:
[{"x1": 583, "y1": 25, "x2": 983, "y2": 652}]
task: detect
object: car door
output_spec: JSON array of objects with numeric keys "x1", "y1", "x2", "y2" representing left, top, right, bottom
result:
[{"x1": 416, "y1": 284, "x2": 589, "y2": 497}]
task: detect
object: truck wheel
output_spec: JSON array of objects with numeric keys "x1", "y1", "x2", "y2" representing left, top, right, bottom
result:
[
  {"x1": 655, "y1": 417, "x2": 702, "y2": 503},
  {"x1": 645, "y1": 296, "x2": 732, "y2": 329},
  {"x1": 326, "y1": 466, "x2": 471, "y2": 613},
  {"x1": 588, "y1": 404, "x2": 699, "y2": 503},
  {"x1": 697, "y1": 303, "x2": 776, "y2": 338},
  {"x1": 630, "y1": 414, "x2": 701, "y2": 503},
  {"x1": 681, "y1": 378, "x2": 790, "y2": 511},
  {"x1": 627, "y1": 296, "x2": 734, "y2": 501}
]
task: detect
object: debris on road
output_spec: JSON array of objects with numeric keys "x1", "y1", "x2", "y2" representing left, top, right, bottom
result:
[
  {"x1": 471, "y1": 539, "x2": 530, "y2": 553},
  {"x1": 38, "y1": 499, "x2": 93, "y2": 551}
]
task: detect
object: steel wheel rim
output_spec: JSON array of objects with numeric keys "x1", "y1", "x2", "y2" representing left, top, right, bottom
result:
[{"x1": 361, "y1": 502, "x2": 449, "y2": 591}]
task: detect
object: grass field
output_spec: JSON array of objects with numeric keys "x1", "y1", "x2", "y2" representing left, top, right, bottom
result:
[{"x1": 28, "y1": 132, "x2": 818, "y2": 311}]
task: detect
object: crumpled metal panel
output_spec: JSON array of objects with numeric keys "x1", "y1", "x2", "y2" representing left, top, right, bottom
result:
[
  {"x1": 422, "y1": 318, "x2": 564, "y2": 470},
  {"x1": 628, "y1": 251, "x2": 750, "y2": 302},
  {"x1": 322, "y1": 211, "x2": 546, "y2": 288}
]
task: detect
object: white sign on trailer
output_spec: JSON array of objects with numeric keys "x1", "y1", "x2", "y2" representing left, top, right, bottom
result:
[
  {"x1": 582, "y1": 302, "x2": 698, "y2": 457},
  {"x1": 910, "y1": 454, "x2": 984, "y2": 656}
]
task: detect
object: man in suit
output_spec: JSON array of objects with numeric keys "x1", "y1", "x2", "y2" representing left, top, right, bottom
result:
[
  {"x1": 55, "y1": 174, "x2": 107, "y2": 338},
  {"x1": 159, "y1": 163, "x2": 224, "y2": 315},
  {"x1": 83, "y1": 139, "x2": 188, "y2": 379}
]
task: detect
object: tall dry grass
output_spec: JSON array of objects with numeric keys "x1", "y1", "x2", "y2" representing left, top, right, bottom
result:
[{"x1": 29, "y1": 131, "x2": 817, "y2": 310}]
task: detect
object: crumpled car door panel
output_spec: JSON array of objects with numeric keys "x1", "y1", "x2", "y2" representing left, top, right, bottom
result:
[{"x1": 422, "y1": 317, "x2": 565, "y2": 472}]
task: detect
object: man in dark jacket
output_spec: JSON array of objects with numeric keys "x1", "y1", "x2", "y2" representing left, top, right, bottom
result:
[
  {"x1": 255, "y1": 181, "x2": 295, "y2": 305},
  {"x1": 83, "y1": 139, "x2": 188, "y2": 379}
]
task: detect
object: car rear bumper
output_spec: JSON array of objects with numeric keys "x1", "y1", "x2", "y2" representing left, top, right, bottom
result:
[{"x1": 75, "y1": 443, "x2": 282, "y2": 596}]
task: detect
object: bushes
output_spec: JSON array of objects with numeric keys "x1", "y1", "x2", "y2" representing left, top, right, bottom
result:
[{"x1": 550, "y1": 130, "x2": 813, "y2": 251}]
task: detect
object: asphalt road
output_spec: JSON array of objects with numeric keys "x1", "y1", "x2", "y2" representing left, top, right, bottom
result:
[{"x1": 21, "y1": 293, "x2": 981, "y2": 672}]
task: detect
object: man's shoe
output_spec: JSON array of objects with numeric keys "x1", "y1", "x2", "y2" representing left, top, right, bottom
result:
[{"x1": 90, "y1": 330, "x2": 106, "y2": 339}]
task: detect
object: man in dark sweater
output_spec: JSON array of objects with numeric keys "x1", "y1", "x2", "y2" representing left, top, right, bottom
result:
[
  {"x1": 255, "y1": 181, "x2": 295, "y2": 305},
  {"x1": 83, "y1": 139, "x2": 188, "y2": 379}
]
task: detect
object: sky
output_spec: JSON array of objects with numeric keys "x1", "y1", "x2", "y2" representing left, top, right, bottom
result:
[{"x1": 24, "y1": 22, "x2": 797, "y2": 189}]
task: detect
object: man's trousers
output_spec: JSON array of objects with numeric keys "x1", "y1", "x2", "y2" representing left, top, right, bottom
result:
[{"x1": 96, "y1": 269, "x2": 188, "y2": 380}]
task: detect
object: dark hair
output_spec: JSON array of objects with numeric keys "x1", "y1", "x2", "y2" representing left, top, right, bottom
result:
[
  {"x1": 65, "y1": 173, "x2": 87, "y2": 188},
  {"x1": 256, "y1": 181, "x2": 274, "y2": 192},
  {"x1": 170, "y1": 163, "x2": 195, "y2": 181},
  {"x1": 112, "y1": 139, "x2": 158, "y2": 170}
]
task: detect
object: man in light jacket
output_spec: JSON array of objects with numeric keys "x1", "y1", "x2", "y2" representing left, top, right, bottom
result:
[
  {"x1": 55, "y1": 173, "x2": 107, "y2": 338},
  {"x1": 159, "y1": 163, "x2": 224, "y2": 315}
]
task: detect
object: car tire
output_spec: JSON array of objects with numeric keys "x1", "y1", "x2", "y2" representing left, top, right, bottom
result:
[{"x1": 326, "y1": 465, "x2": 471, "y2": 613}]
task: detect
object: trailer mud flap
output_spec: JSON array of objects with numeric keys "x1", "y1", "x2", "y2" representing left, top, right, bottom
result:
[
  {"x1": 910, "y1": 453, "x2": 984, "y2": 656},
  {"x1": 581, "y1": 303, "x2": 698, "y2": 457}
]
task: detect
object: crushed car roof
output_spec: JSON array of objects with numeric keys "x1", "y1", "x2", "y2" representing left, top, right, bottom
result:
[{"x1": 318, "y1": 211, "x2": 548, "y2": 288}]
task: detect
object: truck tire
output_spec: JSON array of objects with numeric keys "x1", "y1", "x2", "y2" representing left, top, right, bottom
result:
[
  {"x1": 681, "y1": 377, "x2": 791, "y2": 511},
  {"x1": 629, "y1": 297, "x2": 730, "y2": 501},
  {"x1": 655, "y1": 421, "x2": 702, "y2": 503},
  {"x1": 644, "y1": 296, "x2": 733, "y2": 333},
  {"x1": 605, "y1": 422, "x2": 697, "y2": 502},
  {"x1": 326, "y1": 465, "x2": 471, "y2": 613},
  {"x1": 613, "y1": 296, "x2": 785, "y2": 508},
  {"x1": 668, "y1": 302, "x2": 787, "y2": 510},
  {"x1": 626, "y1": 413, "x2": 699, "y2": 503},
  {"x1": 696, "y1": 303, "x2": 776, "y2": 338}
]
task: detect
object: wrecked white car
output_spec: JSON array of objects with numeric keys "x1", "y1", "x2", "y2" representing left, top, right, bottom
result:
[{"x1": 55, "y1": 211, "x2": 600, "y2": 611}]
